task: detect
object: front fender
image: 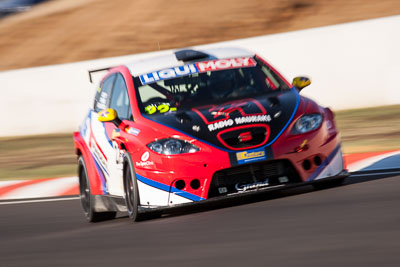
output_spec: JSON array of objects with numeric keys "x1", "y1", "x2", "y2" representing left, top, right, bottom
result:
[{"x1": 73, "y1": 131, "x2": 105, "y2": 195}]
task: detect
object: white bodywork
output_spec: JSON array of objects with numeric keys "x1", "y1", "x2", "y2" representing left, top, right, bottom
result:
[
  {"x1": 313, "y1": 148, "x2": 345, "y2": 180},
  {"x1": 126, "y1": 47, "x2": 254, "y2": 76}
]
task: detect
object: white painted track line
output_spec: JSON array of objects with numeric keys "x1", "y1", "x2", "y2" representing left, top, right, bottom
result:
[{"x1": 0, "y1": 196, "x2": 80, "y2": 205}]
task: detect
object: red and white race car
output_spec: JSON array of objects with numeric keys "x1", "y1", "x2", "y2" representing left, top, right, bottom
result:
[{"x1": 73, "y1": 47, "x2": 348, "y2": 222}]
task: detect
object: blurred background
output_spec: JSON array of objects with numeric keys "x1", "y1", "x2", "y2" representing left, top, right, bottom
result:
[
  {"x1": 1, "y1": 0, "x2": 400, "y2": 70},
  {"x1": 0, "y1": 0, "x2": 399, "y2": 180},
  {"x1": 0, "y1": 0, "x2": 49, "y2": 19}
]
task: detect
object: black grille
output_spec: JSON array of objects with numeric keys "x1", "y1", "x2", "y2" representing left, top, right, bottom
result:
[
  {"x1": 208, "y1": 160, "x2": 301, "y2": 198},
  {"x1": 219, "y1": 127, "x2": 267, "y2": 149}
]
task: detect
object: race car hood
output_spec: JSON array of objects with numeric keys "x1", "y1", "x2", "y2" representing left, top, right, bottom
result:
[{"x1": 145, "y1": 89, "x2": 299, "y2": 151}]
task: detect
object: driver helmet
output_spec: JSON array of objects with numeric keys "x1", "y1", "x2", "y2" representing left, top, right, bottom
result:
[{"x1": 208, "y1": 70, "x2": 235, "y2": 99}]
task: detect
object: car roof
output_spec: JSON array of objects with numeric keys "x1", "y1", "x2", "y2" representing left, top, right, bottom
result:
[{"x1": 125, "y1": 47, "x2": 255, "y2": 77}]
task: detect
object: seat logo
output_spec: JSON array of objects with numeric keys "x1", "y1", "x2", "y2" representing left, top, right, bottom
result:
[{"x1": 239, "y1": 131, "x2": 252, "y2": 142}]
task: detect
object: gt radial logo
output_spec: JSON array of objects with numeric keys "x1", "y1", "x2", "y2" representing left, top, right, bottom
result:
[{"x1": 236, "y1": 147, "x2": 267, "y2": 164}]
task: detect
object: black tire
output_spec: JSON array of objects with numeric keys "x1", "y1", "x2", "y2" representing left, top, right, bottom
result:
[
  {"x1": 78, "y1": 156, "x2": 116, "y2": 222},
  {"x1": 312, "y1": 177, "x2": 345, "y2": 190},
  {"x1": 123, "y1": 153, "x2": 142, "y2": 222}
]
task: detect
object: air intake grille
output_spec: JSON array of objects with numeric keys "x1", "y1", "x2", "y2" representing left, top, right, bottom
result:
[
  {"x1": 219, "y1": 126, "x2": 267, "y2": 149},
  {"x1": 208, "y1": 160, "x2": 301, "y2": 198}
]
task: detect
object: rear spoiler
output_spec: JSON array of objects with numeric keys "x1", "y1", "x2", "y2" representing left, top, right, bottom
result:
[{"x1": 88, "y1": 67, "x2": 114, "y2": 83}]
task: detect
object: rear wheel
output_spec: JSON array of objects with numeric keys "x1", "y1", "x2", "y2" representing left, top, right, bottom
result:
[
  {"x1": 312, "y1": 177, "x2": 345, "y2": 190},
  {"x1": 123, "y1": 153, "x2": 142, "y2": 222},
  {"x1": 78, "y1": 156, "x2": 116, "y2": 222}
]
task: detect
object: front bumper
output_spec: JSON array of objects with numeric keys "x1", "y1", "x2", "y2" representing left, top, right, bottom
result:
[{"x1": 138, "y1": 170, "x2": 349, "y2": 214}]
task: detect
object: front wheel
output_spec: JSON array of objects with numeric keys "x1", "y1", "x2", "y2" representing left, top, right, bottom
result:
[
  {"x1": 123, "y1": 153, "x2": 142, "y2": 222},
  {"x1": 78, "y1": 156, "x2": 116, "y2": 222}
]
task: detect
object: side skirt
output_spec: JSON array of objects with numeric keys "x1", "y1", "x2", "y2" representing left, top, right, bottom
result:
[{"x1": 93, "y1": 195, "x2": 127, "y2": 212}]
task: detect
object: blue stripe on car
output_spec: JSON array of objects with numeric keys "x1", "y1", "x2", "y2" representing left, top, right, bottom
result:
[
  {"x1": 265, "y1": 87, "x2": 300, "y2": 146},
  {"x1": 136, "y1": 174, "x2": 205, "y2": 202},
  {"x1": 90, "y1": 153, "x2": 108, "y2": 195}
]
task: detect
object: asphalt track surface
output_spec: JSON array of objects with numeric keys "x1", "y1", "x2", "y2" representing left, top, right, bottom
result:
[{"x1": 1, "y1": 172, "x2": 399, "y2": 267}]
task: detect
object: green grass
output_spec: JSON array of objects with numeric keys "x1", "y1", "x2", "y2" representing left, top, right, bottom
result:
[{"x1": 0, "y1": 105, "x2": 399, "y2": 180}]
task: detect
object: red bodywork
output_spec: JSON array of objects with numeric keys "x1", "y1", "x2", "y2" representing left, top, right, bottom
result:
[{"x1": 74, "y1": 56, "x2": 342, "y2": 203}]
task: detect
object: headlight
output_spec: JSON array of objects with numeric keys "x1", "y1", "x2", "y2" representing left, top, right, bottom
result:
[
  {"x1": 293, "y1": 114, "x2": 323, "y2": 134},
  {"x1": 147, "y1": 138, "x2": 200, "y2": 155}
]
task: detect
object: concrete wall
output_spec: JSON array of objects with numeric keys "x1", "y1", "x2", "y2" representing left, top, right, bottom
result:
[{"x1": 1, "y1": 15, "x2": 399, "y2": 137}]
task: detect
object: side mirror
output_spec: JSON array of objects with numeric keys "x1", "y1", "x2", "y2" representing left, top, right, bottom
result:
[
  {"x1": 292, "y1": 76, "x2": 311, "y2": 91},
  {"x1": 98, "y1": 108, "x2": 122, "y2": 127}
]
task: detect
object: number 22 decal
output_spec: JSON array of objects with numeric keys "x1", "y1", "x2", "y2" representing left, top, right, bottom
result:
[{"x1": 145, "y1": 104, "x2": 177, "y2": 115}]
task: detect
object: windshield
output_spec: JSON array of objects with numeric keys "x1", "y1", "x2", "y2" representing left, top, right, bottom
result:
[{"x1": 133, "y1": 56, "x2": 290, "y2": 115}]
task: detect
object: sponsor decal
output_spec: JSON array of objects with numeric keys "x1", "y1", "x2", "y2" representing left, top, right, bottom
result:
[
  {"x1": 96, "y1": 91, "x2": 108, "y2": 110},
  {"x1": 90, "y1": 138, "x2": 109, "y2": 174},
  {"x1": 235, "y1": 179, "x2": 269, "y2": 191},
  {"x1": 141, "y1": 151, "x2": 150, "y2": 162},
  {"x1": 139, "y1": 57, "x2": 256, "y2": 85},
  {"x1": 135, "y1": 161, "x2": 154, "y2": 167},
  {"x1": 236, "y1": 147, "x2": 266, "y2": 164},
  {"x1": 140, "y1": 64, "x2": 198, "y2": 85},
  {"x1": 208, "y1": 119, "x2": 234, "y2": 131},
  {"x1": 145, "y1": 103, "x2": 177, "y2": 115},
  {"x1": 234, "y1": 114, "x2": 271, "y2": 125},
  {"x1": 126, "y1": 127, "x2": 140, "y2": 136},
  {"x1": 96, "y1": 102, "x2": 106, "y2": 111},
  {"x1": 136, "y1": 151, "x2": 154, "y2": 167},
  {"x1": 208, "y1": 115, "x2": 271, "y2": 132},
  {"x1": 196, "y1": 57, "x2": 256, "y2": 72},
  {"x1": 194, "y1": 99, "x2": 270, "y2": 132}
]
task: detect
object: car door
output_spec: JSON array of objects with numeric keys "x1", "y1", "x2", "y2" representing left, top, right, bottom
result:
[
  {"x1": 90, "y1": 73, "x2": 119, "y2": 195},
  {"x1": 106, "y1": 73, "x2": 132, "y2": 196},
  {"x1": 90, "y1": 72, "x2": 133, "y2": 196}
]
